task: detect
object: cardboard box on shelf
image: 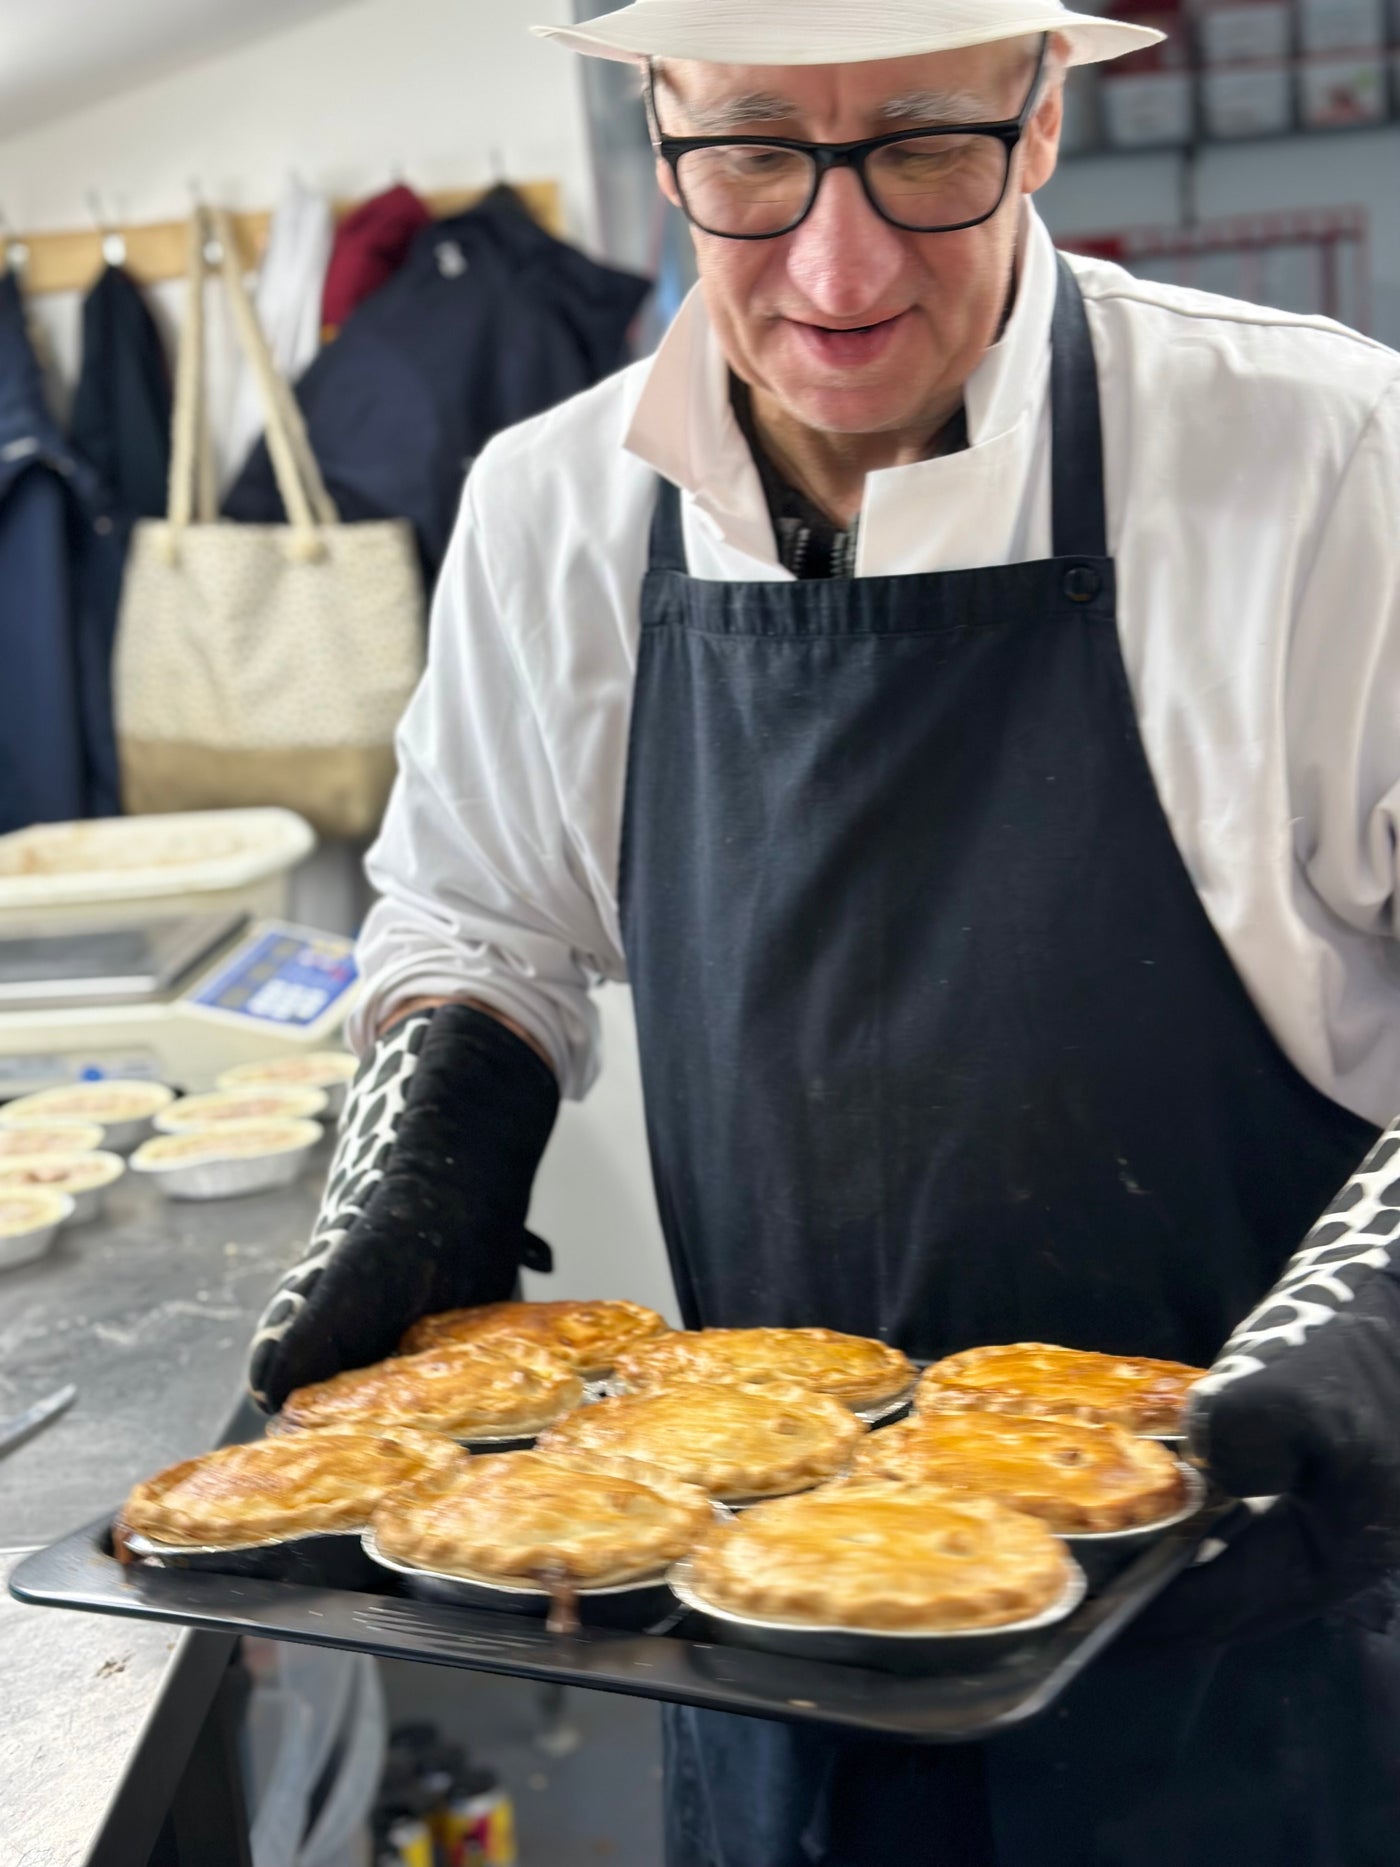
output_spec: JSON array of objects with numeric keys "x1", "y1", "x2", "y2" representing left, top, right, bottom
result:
[
  {"x1": 1297, "y1": 0, "x2": 1385, "y2": 53},
  {"x1": 1201, "y1": 60, "x2": 1295, "y2": 132},
  {"x1": 1297, "y1": 49, "x2": 1389, "y2": 121},
  {"x1": 1197, "y1": 1, "x2": 1292, "y2": 66},
  {"x1": 1101, "y1": 68, "x2": 1197, "y2": 143}
]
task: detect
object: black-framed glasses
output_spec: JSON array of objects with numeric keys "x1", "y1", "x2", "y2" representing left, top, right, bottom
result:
[{"x1": 649, "y1": 35, "x2": 1048, "y2": 241}]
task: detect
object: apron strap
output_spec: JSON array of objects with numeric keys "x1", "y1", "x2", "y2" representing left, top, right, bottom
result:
[
  {"x1": 648, "y1": 474, "x2": 687, "y2": 574},
  {"x1": 648, "y1": 253, "x2": 1109, "y2": 575},
  {"x1": 1049, "y1": 253, "x2": 1108, "y2": 561}
]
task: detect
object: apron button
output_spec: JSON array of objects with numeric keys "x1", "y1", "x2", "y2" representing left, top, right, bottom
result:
[{"x1": 1063, "y1": 565, "x2": 1102, "y2": 603}]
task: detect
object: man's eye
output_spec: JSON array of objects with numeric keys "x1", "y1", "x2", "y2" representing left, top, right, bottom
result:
[
  {"x1": 725, "y1": 149, "x2": 799, "y2": 179},
  {"x1": 884, "y1": 143, "x2": 959, "y2": 173}
]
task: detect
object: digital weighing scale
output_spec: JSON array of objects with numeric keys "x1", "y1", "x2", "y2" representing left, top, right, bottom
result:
[{"x1": 0, "y1": 914, "x2": 359, "y2": 1098}]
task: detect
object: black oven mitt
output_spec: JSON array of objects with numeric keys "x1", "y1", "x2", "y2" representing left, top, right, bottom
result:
[
  {"x1": 1136, "y1": 1118, "x2": 1400, "y2": 1647},
  {"x1": 246, "y1": 1003, "x2": 559, "y2": 1413}
]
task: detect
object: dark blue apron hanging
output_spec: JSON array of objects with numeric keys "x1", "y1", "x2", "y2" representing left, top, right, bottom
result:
[{"x1": 619, "y1": 257, "x2": 1395, "y2": 1866}]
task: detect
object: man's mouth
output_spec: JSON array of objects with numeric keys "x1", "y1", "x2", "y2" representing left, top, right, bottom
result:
[{"x1": 787, "y1": 310, "x2": 911, "y2": 367}]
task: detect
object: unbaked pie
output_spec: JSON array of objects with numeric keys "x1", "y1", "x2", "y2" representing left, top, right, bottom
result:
[
  {"x1": 116, "y1": 1426, "x2": 463, "y2": 1552},
  {"x1": 280, "y1": 1343, "x2": 584, "y2": 1439},
  {"x1": 157, "y1": 1088, "x2": 328, "y2": 1130},
  {"x1": 219, "y1": 1053, "x2": 358, "y2": 1092},
  {"x1": 0, "y1": 1121, "x2": 106, "y2": 1155},
  {"x1": 372, "y1": 1449, "x2": 713, "y2": 1588},
  {"x1": 133, "y1": 1121, "x2": 320, "y2": 1165},
  {"x1": 538, "y1": 1381, "x2": 865, "y2": 1500},
  {"x1": 0, "y1": 1190, "x2": 71, "y2": 1237},
  {"x1": 0, "y1": 1152, "x2": 123, "y2": 1196},
  {"x1": 846, "y1": 1411, "x2": 1188, "y2": 1533},
  {"x1": 400, "y1": 1299, "x2": 670, "y2": 1379},
  {"x1": 612, "y1": 1328, "x2": 914, "y2": 1409},
  {"x1": 915, "y1": 1344, "x2": 1204, "y2": 1435},
  {"x1": 2, "y1": 1081, "x2": 174, "y2": 1125},
  {"x1": 687, "y1": 1482, "x2": 1074, "y2": 1631}
]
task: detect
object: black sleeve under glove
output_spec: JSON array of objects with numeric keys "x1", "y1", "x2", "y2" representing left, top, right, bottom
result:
[
  {"x1": 1136, "y1": 1119, "x2": 1400, "y2": 1648},
  {"x1": 246, "y1": 1003, "x2": 559, "y2": 1412}
]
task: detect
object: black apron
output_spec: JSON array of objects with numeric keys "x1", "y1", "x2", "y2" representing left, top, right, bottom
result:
[{"x1": 619, "y1": 259, "x2": 1395, "y2": 1866}]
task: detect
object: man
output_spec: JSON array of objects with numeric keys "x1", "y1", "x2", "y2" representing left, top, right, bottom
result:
[{"x1": 248, "y1": 2, "x2": 1400, "y2": 1860}]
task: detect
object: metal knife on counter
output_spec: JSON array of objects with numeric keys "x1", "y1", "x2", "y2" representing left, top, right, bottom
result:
[{"x1": 0, "y1": 1383, "x2": 76, "y2": 1461}]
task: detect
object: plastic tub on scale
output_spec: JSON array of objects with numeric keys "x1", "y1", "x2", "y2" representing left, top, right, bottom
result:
[{"x1": 0, "y1": 810, "x2": 315, "y2": 934}]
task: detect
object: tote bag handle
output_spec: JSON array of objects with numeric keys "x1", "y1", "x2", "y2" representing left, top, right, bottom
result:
[{"x1": 165, "y1": 205, "x2": 338, "y2": 560}]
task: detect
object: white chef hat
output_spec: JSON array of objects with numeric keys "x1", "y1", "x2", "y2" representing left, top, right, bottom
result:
[{"x1": 532, "y1": 0, "x2": 1161, "y2": 70}]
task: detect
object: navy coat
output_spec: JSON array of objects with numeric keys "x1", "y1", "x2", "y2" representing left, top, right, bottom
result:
[
  {"x1": 70, "y1": 263, "x2": 172, "y2": 522},
  {"x1": 0, "y1": 273, "x2": 128, "y2": 832},
  {"x1": 224, "y1": 187, "x2": 651, "y2": 583}
]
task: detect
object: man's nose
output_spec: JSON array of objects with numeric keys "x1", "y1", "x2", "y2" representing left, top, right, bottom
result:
[{"x1": 782, "y1": 164, "x2": 907, "y2": 317}]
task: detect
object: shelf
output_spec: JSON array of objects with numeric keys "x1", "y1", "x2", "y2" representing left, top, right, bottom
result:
[{"x1": 1061, "y1": 115, "x2": 1400, "y2": 162}]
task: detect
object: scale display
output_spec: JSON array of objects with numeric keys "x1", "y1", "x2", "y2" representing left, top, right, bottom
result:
[{"x1": 189, "y1": 925, "x2": 358, "y2": 1033}]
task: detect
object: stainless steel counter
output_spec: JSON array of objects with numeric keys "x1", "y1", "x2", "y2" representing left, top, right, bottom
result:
[{"x1": 0, "y1": 1159, "x2": 325, "y2": 1867}]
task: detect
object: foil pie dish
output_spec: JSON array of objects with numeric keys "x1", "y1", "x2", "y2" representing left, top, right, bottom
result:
[
  {"x1": 118, "y1": 1525, "x2": 378, "y2": 1588},
  {"x1": 667, "y1": 1554, "x2": 1088, "y2": 1675}
]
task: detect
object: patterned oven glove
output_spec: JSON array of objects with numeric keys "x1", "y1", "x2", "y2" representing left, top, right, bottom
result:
[
  {"x1": 1141, "y1": 1119, "x2": 1400, "y2": 1646},
  {"x1": 247, "y1": 1003, "x2": 559, "y2": 1413}
]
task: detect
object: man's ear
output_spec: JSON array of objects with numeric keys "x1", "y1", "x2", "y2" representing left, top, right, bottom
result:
[{"x1": 1020, "y1": 79, "x2": 1064, "y2": 194}]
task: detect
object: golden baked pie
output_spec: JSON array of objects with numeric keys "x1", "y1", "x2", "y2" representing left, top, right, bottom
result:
[
  {"x1": 0, "y1": 1152, "x2": 123, "y2": 1196},
  {"x1": 687, "y1": 1482, "x2": 1074, "y2": 1631},
  {"x1": 538, "y1": 1381, "x2": 865, "y2": 1500},
  {"x1": 915, "y1": 1344, "x2": 1205, "y2": 1435},
  {"x1": 372, "y1": 1449, "x2": 713, "y2": 1588},
  {"x1": 219, "y1": 1053, "x2": 358, "y2": 1092},
  {"x1": 0, "y1": 1121, "x2": 106, "y2": 1155},
  {"x1": 157, "y1": 1088, "x2": 328, "y2": 1130},
  {"x1": 281, "y1": 1343, "x2": 585, "y2": 1438},
  {"x1": 400, "y1": 1298, "x2": 670, "y2": 1378},
  {"x1": 613, "y1": 1328, "x2": 914, "y2": 1409},
  {"x1": 116, "y1": 1426, "x2": 463, "y2": 1552},
  {"x1": 846, "y1": 1411, "x2": 1188, "y2": 1533}
]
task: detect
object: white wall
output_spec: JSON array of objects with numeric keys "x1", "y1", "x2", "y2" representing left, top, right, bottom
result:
[{"x1": 0, "y1": 0, "x2": 594, "y2": 239}]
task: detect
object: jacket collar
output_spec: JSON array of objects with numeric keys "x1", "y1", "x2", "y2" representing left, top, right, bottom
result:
[
  {"x1": 0, "y1": 272, "x2": 109, "y2": 511},
  {"x1": 623, "y1": 198, "x2": 1058, "y2": 564}
]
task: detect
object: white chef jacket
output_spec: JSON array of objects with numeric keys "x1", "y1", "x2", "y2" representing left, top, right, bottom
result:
[{"x1": 352, "y1": 201, "x2": 1400, "y2": 1128}]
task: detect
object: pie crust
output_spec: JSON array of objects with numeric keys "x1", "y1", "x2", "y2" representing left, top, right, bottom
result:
[
  {"x1": 117, "y1": 1426, "x2": 464, "y2": 1551},
  {"x1": 372, "y1": 1449, "x2": 714, "y2": 1587},
  {"x1": 0, "y1": 1121, "x2": 106, "y2": 1155},
  {"x1": 846, "y1": 1411, "x2": 1188, "y2": 1533},
  {"x1": 0, "y1": 1152, "x2": 123, "y2": 1195},
  {"x1": 915, "y1": 1344, "x2": 1205, "y2": 1435},
  {"x1": 133, "y1": 1120, "x2": 321, "y2": 1166},
  {"x1": 400, "y1": 1299, "x2": 670, "y2": 1378},
  {"x1": 219, "y1": 1053, "x2": 358, "y2": 1092},
  {"x1": 538, "y1": 1381, "x2": 866, "y2": 1500},
  {"x1": 612, "y1": 1328, "x2": 914, "y2": 1409},
  {"x1": 280, "y1": 1343, "x2": 585, "y2": 1438},
  {"x1": 0, "y1": 1190, "x2": 71, "y2": 1237},
  {"x1": 157, "y1": 1088, "x2": 328, "y2": 1130},
  {"x1": 688, "y1": 1482, "x2": 1074, "y2": 1631},
  {"x1": 4, "y1": 1081, "x2": 174, "y2": 1124}
]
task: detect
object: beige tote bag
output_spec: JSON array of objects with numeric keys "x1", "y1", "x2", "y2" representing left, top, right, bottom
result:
[{"x1": 115, "y1": 206, "x2": 425, "y2": 839}]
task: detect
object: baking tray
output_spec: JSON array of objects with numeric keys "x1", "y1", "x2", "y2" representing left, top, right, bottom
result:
[{"x1": 9, "y1": 1488, "x2": 1247, "y2": 1743}]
